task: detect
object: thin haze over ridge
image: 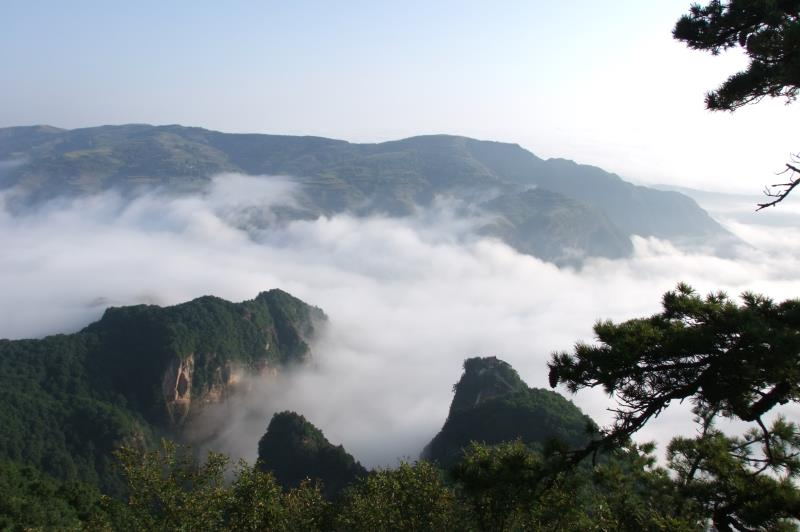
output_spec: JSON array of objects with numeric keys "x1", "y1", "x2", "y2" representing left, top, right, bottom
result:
[{"x1": 2, "y1": 1, "x2": 798, "y2": 195}]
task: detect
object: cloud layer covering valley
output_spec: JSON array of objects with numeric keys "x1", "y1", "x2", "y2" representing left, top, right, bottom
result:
[{"x1": 1, "y1": 174, "x2": 798, "y2": 467}]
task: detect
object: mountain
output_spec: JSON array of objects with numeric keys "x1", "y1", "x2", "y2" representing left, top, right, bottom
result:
[
  {"x1": 0, "y1": 289, "x2": 324, "y2": 493},
  {"x1": 0, "y1": 124, "x2": 733, "y2": 264},
  {"x1": 85, "y1": 289, "x2": 324, "y2": 427},
  {"x1": 257, "y1": 411, "x2": 367, "y2": 498},
  {"x1": 422, "y1": 357, "x2": 595, "y2": 467}
]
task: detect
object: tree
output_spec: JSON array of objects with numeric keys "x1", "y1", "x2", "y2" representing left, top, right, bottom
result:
[
  {"x1": 114, "y1": 440, "x2": 329, "y2": 531},
  {"x1": 452, "y1": 440, "x2": 704, "y2": 531},
  {"x1": 668, "y1": 407, "x2": 800, "y2": 531},
  {"x1": 333, "y1": 461, "x2": 463, "y2": 531},
  {"x1": 673, "y1": 1, "x2": 800, "y2": 208},
  {"x1": 0, "y1": 460, "x2": 109, "y2": 530},
  {"x1": 548, "y1": 284, "x2": 800, "y2": 529}
]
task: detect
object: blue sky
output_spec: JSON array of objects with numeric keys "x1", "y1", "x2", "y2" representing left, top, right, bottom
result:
[{"x1": 2, "y1": 1, "x2": 797, "y2": 193}]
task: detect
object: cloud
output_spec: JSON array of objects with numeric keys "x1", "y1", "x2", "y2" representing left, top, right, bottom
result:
[{"x1": 0, "y1": 174, "x2": 798, "y2": 467}]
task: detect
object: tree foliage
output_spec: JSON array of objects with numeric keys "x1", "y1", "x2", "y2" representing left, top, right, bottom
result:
[
  {"x1": 549, "y1": 283, "x2": 800, "y2": 452},
  {"x1": 669, "y1": 408, "x2": 800, "y2": 530},
  {"x1": 334, "y1": 461, "x2": 462, "y2": 531},
  {"x1": 0, "y1": 460, "x2": 108, "y2": 531},
  {"x1": 452, "y1": 440, "x2": 703, "y2": 531},
  {"x1": 108, "y1": 440, "x2": 705, "y2": 532},
  {"x1": 114, "y1": 440, "x2": 329, "y2": 531},
  {"x1": 674, "y1": 0, "x2": 800, "y2": 111},
  {"x1": 674, "y1": 1, "x2": 800, "y2": 208},
  {"x1": 550, "y1": 284, "x2": 800, "y2": 529}
]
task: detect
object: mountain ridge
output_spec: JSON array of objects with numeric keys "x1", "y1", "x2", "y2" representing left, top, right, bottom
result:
[
  {"x1": 0, "y1": 288, "x2": 325, "y2": 493},
  {"x1": 0, "y1": 124, "x2": 734, "y2": 264}
]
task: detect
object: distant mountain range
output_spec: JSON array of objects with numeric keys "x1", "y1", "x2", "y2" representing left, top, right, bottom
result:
[
  {"x1": 654, "y1": 183, "x2": 800, "y2": 228},
  {"x1": 0, "y1": 124, "x2": 734, "y2": 265}
]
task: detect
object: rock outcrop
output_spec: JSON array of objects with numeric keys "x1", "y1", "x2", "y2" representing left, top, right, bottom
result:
[
  {"x1": 422, "y1": 356, "x2": 596, "y2": 468},
  {"x1": 257, "y1": 411, "x2": 367, "y2": 498},
  {"x1": 81, "y1": 288, "x2": 326, "y2": 430}
]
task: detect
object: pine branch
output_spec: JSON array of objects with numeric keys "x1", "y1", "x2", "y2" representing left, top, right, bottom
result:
[{"x1": 756, "y1": 163, "x2": 800, "y2": 210}]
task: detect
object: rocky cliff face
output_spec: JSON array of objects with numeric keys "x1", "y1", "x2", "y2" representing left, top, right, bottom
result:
[
  {"x1": 162, "y1": 354, "x2": 195, "y2": 426},
  {"x1": 447, "y1": 356, "x2": 529, "y2": 413},
  {"x1": 84, "y1": 288, "x2": 326, "y2": 431}
]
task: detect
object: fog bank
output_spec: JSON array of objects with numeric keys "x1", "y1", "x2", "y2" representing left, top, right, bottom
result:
[{"x1": 1, "y1": 174, "x2": 798, "y2": 466}]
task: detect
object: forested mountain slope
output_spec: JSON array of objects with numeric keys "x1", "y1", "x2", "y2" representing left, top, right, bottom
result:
[
  {"x1": 257, "y1": 411, "x2": 367, "y2": 498},
  {"x1": 423, "y1": 356, "x2": 596, "y2": 467},
  {"x1": 0, "y1": 289, "x2": 324, "y2": 493},
  {"x1": 0, "y1": 124, "x2": 733, "y2": 264}
]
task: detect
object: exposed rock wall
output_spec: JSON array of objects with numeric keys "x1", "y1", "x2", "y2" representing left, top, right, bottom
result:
[
  {"x1": 162, "y1": 354, "x2": 194, "y2": 426},
  {"x1": 84, "y1": 288, "x2": 326, "y2": 433}
]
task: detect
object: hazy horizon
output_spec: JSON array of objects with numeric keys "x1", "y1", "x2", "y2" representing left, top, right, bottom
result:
[{"x1": 3, "y1": 1, "x2": 799, "y2": 196}]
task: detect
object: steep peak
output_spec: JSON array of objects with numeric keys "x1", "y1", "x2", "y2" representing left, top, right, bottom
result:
[
  {"x1": 258, "y1": 411, "x2": 367, "y2": 497},
  {"x1": 254, "y1": 289, "x2": 327, "y2": 324},
  {"x1": 422, "y1": 356, "x2": 596, "y2": 466},
  {"x1": 255, "y1": 287, "x2": 297, "y2": 301},
  {"x1": 264, "y1": 411, "x2": 326, "y2": 447},
  {"x1": 449, "y1": 356, "x2": 528, "y2": 414}
]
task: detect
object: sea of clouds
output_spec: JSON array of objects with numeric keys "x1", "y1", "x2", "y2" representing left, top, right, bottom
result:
[{"x1": 1, "y1": 173, "x2": 798, "y2": 467}]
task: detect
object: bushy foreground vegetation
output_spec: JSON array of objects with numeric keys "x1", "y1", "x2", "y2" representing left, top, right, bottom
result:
[
  {"x1": 0, "y1": 439, "x2": 710, "y2": 531},
  {"x1": 5, "y1": 419, "x2": 798, "y2": 530}
]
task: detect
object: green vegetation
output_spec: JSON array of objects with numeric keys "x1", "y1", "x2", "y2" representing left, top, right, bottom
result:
[
  {"x1": 0, "y1": 289, "x2": 324, "y2": 496},
  {"x1": 0, "y1": 460, "x2": 109, "y2": 530},
  {"x1": 112, "y1": 440, "x2": 329, "y2": 531},
  {"x1": 452, "y1": 440, "x2": 702, "y2": 531},
  {"x1": 674, "y1": 1, "x2": 799, "y2": 112},
  {"x1": 1, "y1": 331, "x2": 796, "y2": 529},
  {"x1": 333, "y1": 461, "x2": 463, "y2": 531},
  {"x1": 550, "y1": 284, "x2": 800, "y2": 529},
  {"x1": 423, "y1": 356, "x2": 596, "y2": 468},
  {"x1": 257, "y1": 411, "x2": 367, "y2": 498},
  {"x1": 549, "y1": 284, "x2": 800, "y2": 457},
  {"x1": 86, "y1": 289, "x2": 324, "y2": 424},
  {"x1": 85, "y1": 438, "x2": 704, "y2": 531},
  {"x1": 0, "y1": 332, "x2": 153, "y2": 495},
  {"x1": 674, "y1": 1, "x2": 800, "y2": 209}
]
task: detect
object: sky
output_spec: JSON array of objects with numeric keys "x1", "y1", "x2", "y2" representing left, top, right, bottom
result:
[{"x1": 2, "y1": 0, "x2": 797, "y2": 194}]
